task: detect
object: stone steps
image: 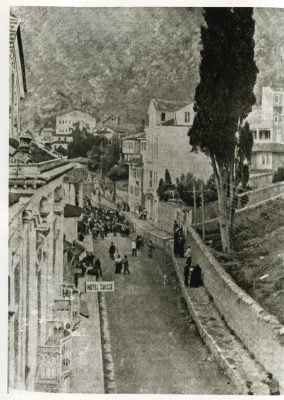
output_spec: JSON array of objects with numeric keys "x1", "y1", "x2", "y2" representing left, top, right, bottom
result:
[{"x1": 173, "y1": 256, "x2": 270, "y2": 395}]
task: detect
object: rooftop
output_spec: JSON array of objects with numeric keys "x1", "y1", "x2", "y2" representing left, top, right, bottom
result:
[
  {"x1": 57, "y1": 110, "x2": 95, "y2": 119},
  {"x1": 150, "y1": 99, "x2": 190, "y2": 113}
]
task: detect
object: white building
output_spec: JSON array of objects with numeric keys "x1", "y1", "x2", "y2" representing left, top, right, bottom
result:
[
  {"x1": 247, "y1": 87, "x2": 284, "y2": 171},
  {"x1": 56, "y1": 111, "x2": 96, "y2": 135}
]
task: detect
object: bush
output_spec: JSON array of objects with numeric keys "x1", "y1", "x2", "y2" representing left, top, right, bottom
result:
[{"x1": 273, "y1": 167, "x2": 284, "y2": 183}]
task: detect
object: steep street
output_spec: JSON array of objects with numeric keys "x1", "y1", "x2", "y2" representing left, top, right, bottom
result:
[{"x1": 92, "y1": 233, "x2": 235, "y2": 394}]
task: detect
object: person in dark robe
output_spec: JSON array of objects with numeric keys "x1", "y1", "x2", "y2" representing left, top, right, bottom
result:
[
  {"x1": 109, "y1": 242, "x2": 116, "y2": 260},
  {"x1": 123, "y1": 255, "x2": 130, "y2": 274},
  {"x1": 178, "y1": 233, "x2": 185, "y2": 258},
  {"x1": 174, "y1": 228, "x2": 180, "y2": 257},
  {"x1": 114, "y1": 255, "x2": 123, "y2": 273},
  {"x1": 148, "y1": 240, "x2": 154, "y2": 259},
  {"x1": 190, "y1": 264, "x2": 203, "y2": 288},
  {"x1": 184, "y1": 263, "x2": 190, "y2": 287}
]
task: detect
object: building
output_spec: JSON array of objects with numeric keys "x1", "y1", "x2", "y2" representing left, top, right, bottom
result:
[
  {"x1": 148, "y1": 99, "x2": 191, "y2": 129},
  {"x1": 56, "y1": 111, "x2": 96, "y2": 135},
  {"x1": 247, "y1": 87, "x2": 284, "y2": 172},
  {"x1": 143, "y1": 125, "x2": 212, "y2": 223},
  {"x1": 9, "y1": 12, "x2": 27, "y2": 138},
  {"x1": 9, "y1": 153, "x2": 87, "y2": 392},
  {"x1": 122, "y1": 132, "x2": 146, "y2": 213}
]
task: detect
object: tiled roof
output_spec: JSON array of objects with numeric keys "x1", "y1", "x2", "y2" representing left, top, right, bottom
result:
[
  {"x1": 151, "y1": 99, "x2": 190, "y2": 112},
  {"x1": 253, "y1": 143, "x2": 284, "y2": 153},
  {"x1": 57, "y1": 110, "x2": 95, "y2": 119}
]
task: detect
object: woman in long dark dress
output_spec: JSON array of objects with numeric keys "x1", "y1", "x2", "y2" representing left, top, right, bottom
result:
[{"x1": 190, "y1": 264, "x2": 203, "y2": 288}]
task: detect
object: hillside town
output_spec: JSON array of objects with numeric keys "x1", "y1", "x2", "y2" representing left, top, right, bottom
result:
[{"x1": 8, "y1": 7, "x2": 284, "y2": 396}]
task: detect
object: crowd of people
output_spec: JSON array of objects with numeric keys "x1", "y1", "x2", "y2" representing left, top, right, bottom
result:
[
  {"x1": 72, "y1": 197, "x2": 156, "y2": 284},
  {"x1": 78, "y1": 197, "x2": 130, "y2": 242}
]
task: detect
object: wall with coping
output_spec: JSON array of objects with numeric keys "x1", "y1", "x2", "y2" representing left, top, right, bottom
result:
[{"x1": 186, "y1": 225, "x2": 284, "y2": 392}]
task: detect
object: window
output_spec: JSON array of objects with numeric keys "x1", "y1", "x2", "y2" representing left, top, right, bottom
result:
[
  {"x1": 274, "y1": 95, "x2": 279, "y2": 105},
  {"x1": 161, "y1": 113, "x2": 166, "y2": 122},
  {"x1": 262, "y1": 153, "x2": 271, "y2": 165},
  {"x1": 184, "y1": 112, "x2": 190, "y2": 123},
  {"x1": 149, "y1": 171, "x2": 153, "y2": 188},
  {"x1": 259, "y1": 129, "x2": 271, "y2": 140},
  {"x1": 141, "y1": 142, "x2": 146, "y2": 151},
  {"x1": 251, "y1": 130, "x2": 257, "y2": 140}
]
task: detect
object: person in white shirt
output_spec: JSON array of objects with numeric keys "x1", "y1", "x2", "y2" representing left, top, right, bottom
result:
[
  {"x1": 131, "y1": 239, "x2": 137, "y2": 256},
  {"x1": 185, "y1": 245, "x2": 192, "y2": 266}
]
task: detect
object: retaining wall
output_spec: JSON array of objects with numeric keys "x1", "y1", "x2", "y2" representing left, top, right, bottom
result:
[{"x1": 186, "y1": 226, "x2": 284, "y2": 391}]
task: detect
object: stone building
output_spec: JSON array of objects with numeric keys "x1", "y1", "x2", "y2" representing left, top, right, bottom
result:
[
  {"x1": 56, "y1": 111, "x2": 97, "y2": 135},
  {"x1": 9, "y1": 12, "x2": 27, "y2": 138},
  {"x1": 9, "y1": 158, "x2": 87, "y2": 392},
  {"x1": 122, "y1": 132, "x2": 146, "y2": 214},
  {"x1": 247, "y1": 86, "x2": 284, "y2": 171}
]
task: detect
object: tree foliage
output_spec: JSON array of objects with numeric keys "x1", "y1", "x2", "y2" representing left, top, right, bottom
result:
[
  {"x1": 273, "y1": 167, "x2": 284, "y2": 183},
  {"x1": 188, "y1": 8, "x2": 258, "y2": 252},
  {"x1": 56, "y1": 145, "x2": 67, "y2": 156}
]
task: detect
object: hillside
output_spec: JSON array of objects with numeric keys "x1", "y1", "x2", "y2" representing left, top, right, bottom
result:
[{"x1": 12, "y1": 7, "x2": 284, "y2": 130}]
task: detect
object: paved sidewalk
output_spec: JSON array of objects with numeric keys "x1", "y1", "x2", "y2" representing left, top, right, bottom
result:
[{"x1": 69, "y1": 234, "x2": 105, "y2": 393}]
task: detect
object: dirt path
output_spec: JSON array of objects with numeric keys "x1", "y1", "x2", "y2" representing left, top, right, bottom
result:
[{"x1": 92, "y1": 233, "x2": 236, "y2": 394}]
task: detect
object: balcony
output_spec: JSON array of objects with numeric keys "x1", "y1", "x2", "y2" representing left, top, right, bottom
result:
[
  {"x1": 53, "y1": 284, "x2": 80, "y2": 330},
  {"x1": 36, "y1": 321, "x2": 72, "y2": 390}
]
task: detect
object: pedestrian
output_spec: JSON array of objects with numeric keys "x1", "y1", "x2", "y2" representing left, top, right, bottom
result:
[
  {"x1": 131, "y1": 239, "x2": 137, "y2": 257},
  {"x1": 143, "y1": 209, "x2": 148, "y2": 220},
  {"x1": 123, "y1": 255, "x2": 130, "y2": 274},
  {"x1": 190, "y1": 264, "x2": 203, "y2": 288},
  {"x1": 174, "y1": 227, "x2": 179, "y2": 257},
  {"x1": 185, "y1": 245, "x2": 192, "y2": 266},
  {"x1": 114, "y1": 254, "x2": 123, "y2": 274},
  {"x1": 184, "y1": 262, "x2": 190, "y2": 286},
  {"x1": 148, "y1": 240, "x2": 154, "y2": 259},
  {"x1": 109, "y1": 242, "x2": 116, "y2": 260},
  {"x1": 178, "y1": 232, "x2": 185, "y2": 258},
  {"x1": 100, "y1": 225, "x2": 105, "y2": 240}
]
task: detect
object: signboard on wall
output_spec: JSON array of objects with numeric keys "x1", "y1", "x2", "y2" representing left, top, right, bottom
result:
[{"x1": 86, "y1": 281, "x2": 114, "y2": 292}]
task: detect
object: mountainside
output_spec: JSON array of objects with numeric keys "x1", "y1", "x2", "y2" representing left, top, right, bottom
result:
[{"x1": 12, "y1": 7, "x2": 284, "y2": 131}]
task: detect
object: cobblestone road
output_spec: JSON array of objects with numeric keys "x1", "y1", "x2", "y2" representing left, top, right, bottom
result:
[{"x1": 92, "y1": 232, "x2": 236, "y2": 394}]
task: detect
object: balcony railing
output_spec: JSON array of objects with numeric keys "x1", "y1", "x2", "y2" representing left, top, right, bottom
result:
[
  {"x1": 36, "y1": 321, "x2": 72, "y2": 388},
  {"x1": 53, "y1": 284, "x2": 80, "y2": 330}
]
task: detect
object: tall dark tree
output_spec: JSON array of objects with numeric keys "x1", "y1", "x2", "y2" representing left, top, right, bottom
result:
[{"x1": 188, "y1": 8, "x2": 258, "y2": 252}]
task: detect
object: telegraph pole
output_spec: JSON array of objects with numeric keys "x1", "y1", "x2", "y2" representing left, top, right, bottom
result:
[
  {"x1": 201, "y1": 182, "x2": 205, "y2": 242},
  {"x1": 193, "y1": 183, "x2": 197, "y2": 228}
]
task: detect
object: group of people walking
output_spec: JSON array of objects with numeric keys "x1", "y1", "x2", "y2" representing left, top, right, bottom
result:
[
  {"x1": 173, "y1": 221, "x2": 203, "y2": 288},
  {"x1": 78, "y1": 196, "x2": 130, "y2": 242}
]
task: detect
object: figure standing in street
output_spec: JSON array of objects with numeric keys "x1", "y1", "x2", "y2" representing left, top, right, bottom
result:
[
  {"x1": 123, "y1": 255, "x2": 130, "y2": 274},
  {"x1": 185, "y1": 245, "x2": 192, "y2": 266},
  {"x1": 114, "y1": 254, "x2": 123, "y2": 274},
  {"x1": 109, "y1": 242, "x2": 116, "y2": 260},
  {"x1": 263, "y1": 373, "x2": 280, "y2": 395},
  {"x1": 184, "y1": 262, "x2": 190, "y2": 287},
  {"x1": 190, "y1": 264, "x2": 203, "y2": 288},
  {"x1": 148, "y1": 240, "x2": 154, "y2": 259},
  {"x1": 131, "y1": 239, "x2": 137, "y2": 256},
  {"x1": 178, "y1": 232, "x2": 185, "y2": 258}
]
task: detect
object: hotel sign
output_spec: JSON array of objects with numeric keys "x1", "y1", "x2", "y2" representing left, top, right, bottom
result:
[{"x1": 86, "y1": 281, "x2": 114, "y2": 292}]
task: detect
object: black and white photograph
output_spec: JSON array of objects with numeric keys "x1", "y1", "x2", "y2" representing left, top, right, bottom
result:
[{"x1": 6, "y1": 1, "x2": 284, "y2": 396}]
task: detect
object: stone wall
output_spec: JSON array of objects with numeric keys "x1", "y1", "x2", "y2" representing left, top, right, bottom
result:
[
  {"x1": 237, "y1": 181, "x2": 284, "y2": 208},
  {"x1": 156, "y1": 201, "x2": 192, "y2": 233},
  {"x1": 186, "y1": 226, "x2": 284, "y2": 392},
  {"x1": 249, "y1": 172, "x2": 273, "y2": 189}
]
